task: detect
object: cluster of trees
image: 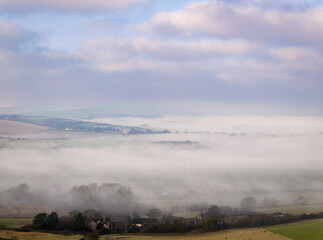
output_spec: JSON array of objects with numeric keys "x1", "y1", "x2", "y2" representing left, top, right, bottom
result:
[
  {"x1": 139, "y1": 204, "x2": 323, "y2": 234},
  {"x1": 294, "y1": 196, "x2": 309, "y2": 206},
  {"x1": 240, "y1": 195, "x2": 310, "y2": 209},
  {"x1": 143, "y1": 218, "x2": 191, "y2": 233},
  {"x1": 144, "y1": 205, "x2": 224, "y2": 233},
  {"x1": 32, "y1": 212, "x2": 59, "y2": 230},
  {"x1": 32, "y1": 211, "x2": 87, "y2": 231},
  {"x1": 67, "y1": 183, "x2": 135, "y2": 213},
  {"x1": 241, "y1": 197, "x2": 257, "y2": 209},
  {"x1": 0, "y1": 182, "x2": 140, "y2": 214},
  {"x1": 146, "y1": 208, "x2": 163, "y2": 218},
  {"x1": 233, "y1": 212, "x2": 323, "y2": 228},
  {"x1": 263, "y1": 198, "x2": 279, "y2": 208},
  {"x1": 171, "y1": 203, "x2": 209, "y2": 212},
  {"x1": 142, "y1": 211, "x2": 323, "y2": 234},
  {"x1": 0, "y1": 184, "x2": 53, "y2": 210}
]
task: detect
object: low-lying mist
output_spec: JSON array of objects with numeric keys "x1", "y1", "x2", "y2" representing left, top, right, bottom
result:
[
  {"x1": 0, "y1": 115, "x2": 323, "y2": 212},
  {"x1": 0, "y1": 183, "x2": 141, "y2": 214}
]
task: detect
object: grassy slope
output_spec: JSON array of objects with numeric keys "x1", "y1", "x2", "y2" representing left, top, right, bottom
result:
[
  {"x1": 265, "y1": 219, "x2": 323, "y2": 240},
  {"x1": 0, "y1": 120, "x2": 48, "y2": 135},
  {"x1": 0, "y1": 218, "x2": 32, "y2": 229}
]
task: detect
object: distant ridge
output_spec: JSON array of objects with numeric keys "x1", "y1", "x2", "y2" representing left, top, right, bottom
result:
[{"x1": 0, "y1": 115, "x2": 170, "y2": 135}]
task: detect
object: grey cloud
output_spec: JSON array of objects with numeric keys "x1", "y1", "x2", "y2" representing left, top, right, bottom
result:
[
  {"x1": 1, "y1": 43, "x2": 323, "y2": 109},
  {"x1": 0, "y1": 21, "x2": 38, "y2": 50}
]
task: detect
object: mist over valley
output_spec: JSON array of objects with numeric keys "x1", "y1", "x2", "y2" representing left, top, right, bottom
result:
[{"x1": 1, "y1": 113, "x2": 322, "y2": 215}]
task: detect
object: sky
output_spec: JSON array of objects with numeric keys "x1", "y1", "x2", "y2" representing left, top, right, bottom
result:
[{"x1": 1, "y1": 0, "x2": 323, "y2": 113}]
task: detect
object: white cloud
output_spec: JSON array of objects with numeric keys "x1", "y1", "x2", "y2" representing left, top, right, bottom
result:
[
  {"x1": 74, "y1": 36, "x2": 323, "y2": 86},
  {"x1": 269, "y1": 47, "x2": 320, "y2": 61},
  {"x1": 142, "y1": 1, "x2": 323, "y2": 43},
  {"x1": 0, "y1": 0, "x2": 149, "y2": 12},
  {"x1": 76, "y1": 37, "x2": 259, "y2": 72}
]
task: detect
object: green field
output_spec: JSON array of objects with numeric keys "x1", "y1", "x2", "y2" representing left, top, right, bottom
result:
[
  {"x1": 172, "y1": 211, "x2": 200, "y2": 219},
  {"x1": 266, "y1": 219, "x2": 323, "y2": 240},
  {"x1": 0, "y1": 218, "x2": 32, "y2": 229}
]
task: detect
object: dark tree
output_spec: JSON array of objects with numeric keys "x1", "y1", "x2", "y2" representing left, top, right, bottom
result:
[
  {"x1": 207, "y1": 205, "x2": 220, "y2": 216},
  {"x1": 33, "y1": 213, "x2": 49, "y2": 230},
  {"x1": 197, "y1": 215, "x2": 220, "y2": 231},
  {"x1": 147, "y1": 208, "x2": 162, "y2": 218},
  {"x1": 263, "y1": 198, "x2": 279, "y2": 207},
  {"x1": 48, "y1": 212, "x2": 59, "y2": 229},
  {"x1": 241, "y1": 197, "x2": 257, "y2": 209},
  {"x1": 59, "y1": 216, "x2": 74, "y2": 230},
  {"x1": 73, "y1": 212, "x2": 87, "y2": 231},
  {"x1": 294, "y1": 196, "x2": 308, "y2": 206}
]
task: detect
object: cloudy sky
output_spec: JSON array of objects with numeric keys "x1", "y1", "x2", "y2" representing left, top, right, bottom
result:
[{"x1": 1, "y1": 0, "x2": 323, "y2": 112}]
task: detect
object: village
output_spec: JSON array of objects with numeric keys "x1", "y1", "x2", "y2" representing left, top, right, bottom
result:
[{"x1": 29, "y1": 203, "x2": 321, "y2": 236}]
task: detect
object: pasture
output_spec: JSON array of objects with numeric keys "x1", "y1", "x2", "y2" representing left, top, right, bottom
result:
[
  {"x1": 172, "y1": 211, "x2": 200, "y2": 219},
  {"x1": 266, "y1": 219, "x2": 323, "y2": 240},
  {"x1": 0, "y1": 218, "x2": 32, "y2": 229}
]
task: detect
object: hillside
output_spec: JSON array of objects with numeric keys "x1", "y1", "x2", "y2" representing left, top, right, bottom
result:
[
  {"x1": 0, "y1": 120, "x2": 49, "y2": 135},
  {"x1": 0, "y1": 115, "x2": 170, "y2": 135}
]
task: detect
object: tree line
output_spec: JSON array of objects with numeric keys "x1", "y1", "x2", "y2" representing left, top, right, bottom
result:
[{"x1": 27, "y1": 206, "x2": 323, "y2": 234}]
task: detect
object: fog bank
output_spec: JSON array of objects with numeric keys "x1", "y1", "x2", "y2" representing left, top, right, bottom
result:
[{"x1": 0, "y1": 115, "x2": 323, "y2": 209}]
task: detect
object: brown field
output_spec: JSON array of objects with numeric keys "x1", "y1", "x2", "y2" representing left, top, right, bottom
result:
[
  {"x1": 0, "y1": 230, "x2": 82, "y2": 240},
  {"x1": 0, "y1": 120, "x2": 49, "y2": 135},
  {"x1": 0, "y1": 228, "x2": 292, "y2": 240}
]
